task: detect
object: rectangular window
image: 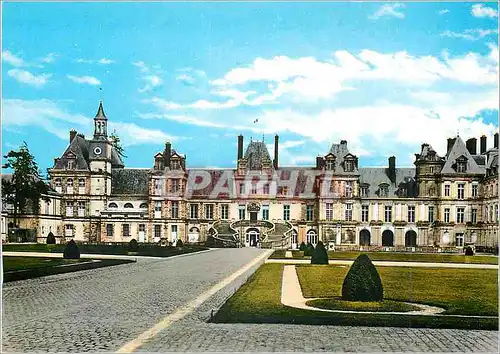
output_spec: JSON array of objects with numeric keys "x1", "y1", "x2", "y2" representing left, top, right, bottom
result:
[
  {"x1": 205, "y1": 204, "x2": 214, "y2": 219},
  {"x1": 220, "y1": 204, "x2": 229, "y2": 220},
  {"x1": 456, "y1": 207, "x2": 465, "y2": 223},
  {"x1": 78, "y1": 179, "x2": 85, "y2": 194},
  {"x1": 154, "y1": 201, "x2": 162, "y2": 218},
  {"x1": 457, "y1": 183, "x2": 465, "y2": 200},
  {"x1": 380, "y1": 186, "x2": 388, "y2": 197},
  {"x1": 345, "y1": 204, "x2": 352, "y2": 221},
  {"x1": 66, "y1": 201, "x2": 74, "y2": 217},
  {"x1": 106, "y1": 224, "x2": 113, "y2": 237},
  {"x1": 326, "y1": 160, "x2": 334, "y2": 171},
  {"x1": 171, "y1": 201, "x2": 179, "y2": 218},
  {"x1": 428, "y1": 206, "x2": 434, "y2": 223},
  {"x1": 360, "y1": 186, "x2": 368, "y2": 197},
  {"x1": 361, "y1": 205, "x2": 369, "y2": 222},
  {"x1": 471, "y1": 208, "x2": 477, "y2": 224},
  {"x1": 122, "y1": 224, "x2": 130, "y2": 237},
  {"x1": 263, "y1": 184, "x2": 270, "y2": 194},
  {"x1": 444, "y1": 208, "x2": 450, "y2": 223},
  {"x1": 45, "y1": 201, "x2": 50, "y2": 215},
  {"x1": 345, "y1": 182, "x2": 353, "y2": 198},
  {"x1": 154, "y1": 225, "x2": 161, "y2": 238},
  {"x1": 408, "y1": 206, "x2": 415, "y2": 223},
  {"x1": 77, "y1": 201, "x2": 85, "y2": 217},
  {"x1": 262, "y1": 206, "x2": 269, "y2": 221},
  {"x1": 66, "y1": 179, "x2": 74, "y2": 194},
  {"x1": 384, "y1": 205, "x2": 392, "y2": 223},
  {"x1": 239, "y1": 183, "x2": 245, "y2": 195},
  {"x1": 472, "y1": 184, "x2": 478, "y2": 197},
  {"x1": 154, "y1": 179, "x2": 162, "y2": 195},
  {"x1": 326, "y1": 203, "x2": 333, "y2": 221},
  {"x1": 139, "y1": 224, "x2": 145, "y2": 232},
  {"x1": 65, "y1": 224, "x2": 73, "y2": 237},
  {"x1": 171, "y1": 160, "x2": 180, "y2": 170},
  {"x1": 189, "y1": 204, "x2": 199, "y2": 219},
  {"x1": 306, "y1": 205, "x2": 314, "y2": 221},
  {"x1": 455, "y1": 233, "x2": 464, "y2": 247},
  {"x1": 171, "y1": 179, "x2": 180, "y2": 194},
  {"x1": 251, "y1": 183, "x2": 257, "y2": 195},
  {"x1": 283, "y1": 205, "x2": 290, "y2": 221},
  {"x1": 239, "y1": 206, "x2": 246, "y2": 220},
  {"x1": 444, "y1": 184, "x2": 450, "y2": 197}
]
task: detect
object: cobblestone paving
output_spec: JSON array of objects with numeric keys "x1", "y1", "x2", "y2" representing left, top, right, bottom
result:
[
  {"x1": 2, "y1": 248, "x2": 266, "y2": 352},
  {"x1": 3, "y1": 248, "x2": 498, "y2": 353}
]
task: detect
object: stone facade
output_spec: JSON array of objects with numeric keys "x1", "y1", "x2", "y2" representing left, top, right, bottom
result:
[{"x1": 3, "y1": 102, "x2": 499, "y2": 250}]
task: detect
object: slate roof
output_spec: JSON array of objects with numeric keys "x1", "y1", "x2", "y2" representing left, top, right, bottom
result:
[
  {"x1": 415, "y1": 143, "x2": 444, "y2": 163},
  {"x1": 111, "y1": 168, "x2": 150, "y2": 195},
  {"x1": 95, "y1": 101, "x2": 107, "y2": 119},
  {"x1": 54, "y1": 135, "x2": 90, "y2": 170},
  {"x1": 441, "y1": 136, "x2": 485, "y2": 175},
  {"x1": 244, "y1": 141, "x2": 272, "y2": 170},
  {"x1": 325, "y1": 141, "x2": 359, "y2": 175},
  {"x1": 359, "y1": 168, "x2": 416, "y2": 198}
]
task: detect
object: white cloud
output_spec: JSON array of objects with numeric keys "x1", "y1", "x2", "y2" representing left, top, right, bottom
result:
[
  {"x1": 41, "y1": 53, "x2": 57, "y2": 63},
  {"x1": 369, "y1": 3, "x2": 405, "y2": 20},
  {"x1": 132, "y1": 61, "x2": 149, "y2": 73},
  {"x1": 439, "y1": 9, "x2": 450, "y2": 15},
  {"x1": 67, "y1": 75, "x2": 102, "y2": 85},
  {"x1": 176, "y1": 73, "x2": 196, "y2": 85},
  {"x1": 75, "y1": 58, "x2": 94, "y2": 64},
  {"x1": 441, "y1": 28, "x2": 498, "y2": 41},
  {"x1": 472, "y1": 4, "x2": 498, "y2": 18},
  {"x1": 109, "y1": 122, "x2": 182, "y2": 146},
  {"x1": 98, "y1": 58, "x2": 115, "y2": 65},
  {"x1": 8, "y1": 69, "x2": 51, "y2": 87},
  {"x1": 138, "y1": 75, "x2": 162, "y2": 93},
  {"x1": 2, "y1": 50, "x2": 26, "y2": 67}
]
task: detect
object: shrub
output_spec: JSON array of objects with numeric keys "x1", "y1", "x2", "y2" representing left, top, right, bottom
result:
[
  {"x1": 342, "y1": 254, "x2": 383, "y2": 302},
  {"x1": 63, "y1": 240, "x2": 80, "y2": 259},
  {"x1": 46, "y1": 232, "x2": 56, "y2": 244},
  {"x1": 299, "y1": 242, "x2": 307, "y2": 251},
  {"x1": 311, "y1": 241, "x2": 329, "y2": 264},
  {"x1": 465, "y1": 246, "x2": 474, "y2": 256},
  {"x1": 176, "y1": 239, "x2": 184, "y2": 248},
  {"x1": 304, "y1": 242, "x2": 315, "y2": 257},
  {"x1": 128, "y1": 239, "x2": 138, "y2": 252}
]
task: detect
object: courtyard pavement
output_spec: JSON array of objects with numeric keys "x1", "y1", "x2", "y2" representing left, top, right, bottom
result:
[{"x1": 2, "y1": 248, "x2": 498, "y2": 353}]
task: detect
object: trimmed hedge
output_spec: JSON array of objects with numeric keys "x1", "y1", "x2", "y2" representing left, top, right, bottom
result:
[
  {"x1": 304, "y1": 242, "x2": 314, "y2": 257},
  {"x1": 342, "y1": 254, "x2": 383, "y2": 302},
  {"x1": 311, "y1": 241, "x2": 328, "y2": 264},
  {"x1": 465, "y1": 246, "x2": 474, "y2": 256},
  {"x1": 128, "y1": 239, "x2": 139, "y2": 252},
  {"x1": 176, "y1": 239, "x2": 184, "y2": 248},
  {"x1": 299, "y1": 242, "x2": 307, "y2": 251},
  {"x1": 63, "y1": 240, "x2": 80, "y2": 259}
]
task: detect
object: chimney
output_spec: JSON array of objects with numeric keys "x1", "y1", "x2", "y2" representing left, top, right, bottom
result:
[
  {"x1": 164, "y1": 142, "x2": 171, "y2": 168},
  {"x1": 54, "y1": 158, "x2": 59, "y2": 167},
  {"x1": 340, "y1": 140, "x2": 347, "y2": 145},
  {"x1": 494, "y1": 133, "x2": 499, "y2": 149},
  {"x1": 388, "y1": 156, "x2": 396, "y2": 183},
  {"x1": 466, "y1": 138, "x2": 477, "y2": 155},
  {"x1": 237, "y1": 135, "x2": 243, "y2": 161},
  {"x1": 70, "y1": 129, "x2": 77, "y2": 143},
  {"x1": 273, "y1": 134, "x2": 279, "y2": 169},
  {"x1": 480, "y1": 135, "x2": 487, "y2": 154},
  {"x1": 447, "y1": 138, "x2": 456, "y2": 152}
]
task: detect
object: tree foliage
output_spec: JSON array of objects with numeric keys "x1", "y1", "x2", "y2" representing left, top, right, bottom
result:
[
  {"x1": 342, "y1": 254, "x2": 383, "y2": 302},
  {"x1": 311, "y1": 241, "x2": 329, "y2": 264},
  {"x1": 2, "y1": 142, "x2": 50, "y2": 226},
  {"x1": 110, "y1": 130, "x2": 126, "y2": 158},
  {"x1": 304, "y1": 242, "x2": 315, "y2": 257},
  {"x1": 63, "y1": 240, "x2": 80, "y2": 259}
]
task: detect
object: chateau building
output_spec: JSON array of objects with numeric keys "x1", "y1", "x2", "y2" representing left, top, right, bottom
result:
[{"x1": 2, "y1": 102, "x2": 499, "y2": 250}]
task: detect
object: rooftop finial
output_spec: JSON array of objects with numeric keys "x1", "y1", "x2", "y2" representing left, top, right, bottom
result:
[{"x1": 95, "y1": 100, "x2": 107, "y2": 119}]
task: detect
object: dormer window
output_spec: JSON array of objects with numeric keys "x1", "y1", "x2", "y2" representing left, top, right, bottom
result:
[
  {"x1": 399, "y1": 187, "x2": 407, "y2": 197},
  {"x1": 455, "y1": 155, "x2": 467, "y2": 173},
  {"x1": 345, "y1": 160, "x2": 354, "y2": 172},
  {"x1": 171, "y1": 160, "x2": 180, "y2": 170},
  {"x1": 67, "y1": 160, "x2": 75, "y2": 169},
  {"x1": 360, "y1": 185, "x2": 369, "y2": 197},
  {"x1": 108, "y1": 202, "x2": 118, "y2": 208},
  {"x1": 379, "y1": 184, "x2": 389, "y2": 197},
  {"x1": 326, "y1": 159, "x2": 335, "y2": 171}
]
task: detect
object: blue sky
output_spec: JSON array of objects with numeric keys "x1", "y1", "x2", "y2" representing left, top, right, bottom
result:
[{"x1": 2, "y1": 2, "x2": 499, "y2": 174}]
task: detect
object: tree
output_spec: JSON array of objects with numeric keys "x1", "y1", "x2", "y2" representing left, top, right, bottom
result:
[
  {"x1": 110, "y1": 130, "x2": 126, "y2": 158},
  {"x1": 342, "y1": 254, "x2": 383, "y2": 302},
  {"x1": 2, "y1": 142, "x2": 50, "y2": 227}
]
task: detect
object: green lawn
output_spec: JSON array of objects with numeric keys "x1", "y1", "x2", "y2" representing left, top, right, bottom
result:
[
  {"x1": 3, "y1": 256, "x2": 87, "y2": 272},
  {"x1": 213, "y1": 263, "x2": 498, "y2": 329},
  {"x1": 2, "y1": 243, "x2": 208, "y2": 257},
  {"x1": 306, "y1": 298, "x2": 419, "y2": 312},
  {"x1": 281, "y1": 250, "x2": 498, "y2": 264}
]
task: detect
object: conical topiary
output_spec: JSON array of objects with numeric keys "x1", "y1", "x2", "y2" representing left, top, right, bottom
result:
[
  {"x1": 63, "y1": 239, "x2": 80, "y2": 259},
  {"x1": 128, "y1": 238, "x2": 138, "y2": 252},
  {"x1": 46, "y1": 232, "x2": 56, "y2": 244},
  {"x1": 304, "y1": 242, "x2": 315, "y2": 257},
  {"x1": 311, "y1": 241, "x2": 329, "y2": 264},
  {"x1": 341, "y1": 254, "x2": 383, "y2": 301},
  {"x1": 176, "y1": 239, "x2": 184, "y2": 248},
  {"x1": 299, "y1": 242, "x2": 307, "y2": 251}
]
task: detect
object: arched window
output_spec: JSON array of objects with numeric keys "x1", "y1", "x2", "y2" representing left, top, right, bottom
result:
[
  {"x1": 189, "y1": 227, "x2": 200, "y2": 233},
  {"x1": 55, "y1": 178, "x2": 61, "y2": 186},
  {"x1": 67, "y1": 178, "x2": 73, "y2": 186},
  {"x1": 108, "y1": 202, "x2": 118, "y2": 208},
  {"x1": 306, "y1": 229, "x2": 318, "y2": 245},
  {"x1": 78, "y1": 178, "x2": 85, "y2": 187},
  {"x1": 124, "y1": 203, "x2": 134, "y2": 208},
  {"x1": 139, "y1": 203, "x2": 148, "y2": 209}
]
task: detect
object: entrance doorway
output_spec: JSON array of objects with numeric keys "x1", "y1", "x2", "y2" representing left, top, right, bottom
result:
[
  {"x1": 246, "y1": 228, "x2": 260, "y2": 247},
  {"x1": 382, "y1": 230, "x2": 394, "y2": 246},
  {"x1": 405, "y1": 230, "x2": 417, "y2": 247},
  {"x1": 138, "y1": 224, "x2": 145, "y2": 242},
  {"x1": 250, "y1": 212, "x2": 258, "y2": 221},
  {"x1": 359, "y1": 229, "x2": 371, "y2": 246}
]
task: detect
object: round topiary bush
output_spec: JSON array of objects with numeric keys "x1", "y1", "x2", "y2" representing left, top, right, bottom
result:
[
  {"x1": 128, "y1": 238, "x2": 138, "y2": 252},
  {"x1": 63, "y1": 239, "x2": 80, "y2": 259},
  {"x1": 176, "y1": 239, "x2": 184, "y2": 248},
  {"x1": 342, "y1": 254, "x2": 383, "y2": 302},
  {"x1": 299, "y1": 242, "x2": 307, "y2": 251},
  {"x1": 304, "y1": 242, "x2": 315, "y2": 257},
  {"x1": 311, "y1": 241, "x2": 329, "y2": 264},
  {"x1": 465, "y1": 246, "x2": 474, "y2": 256},
  {"x1": 46, "y1": 232, "x2": 56, "y2": 245}
]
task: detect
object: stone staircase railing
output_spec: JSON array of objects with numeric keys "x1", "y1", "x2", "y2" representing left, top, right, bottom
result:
[{"x1": 208, "y1": 220, "x2": 239, "y2": 247}]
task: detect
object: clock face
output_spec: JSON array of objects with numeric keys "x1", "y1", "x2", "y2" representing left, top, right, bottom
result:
[{"x1": 93, "y1": 147, "x2": 102, "y2": 156}]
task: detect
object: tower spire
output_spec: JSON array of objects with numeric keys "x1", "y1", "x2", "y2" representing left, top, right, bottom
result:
[{"x1": 93, "y1": 100, "x2": 108, "y2": 139}]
